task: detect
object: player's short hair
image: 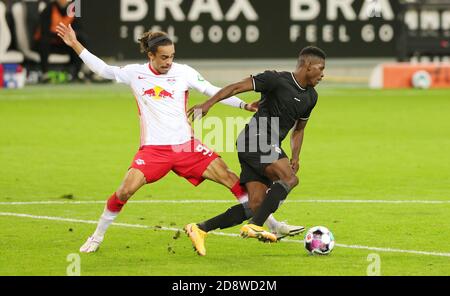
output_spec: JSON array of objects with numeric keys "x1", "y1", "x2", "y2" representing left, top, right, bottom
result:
[
  {"x1": 298, "y1": 46, "x2": 326, "y2": 65},
  {"x1": 138, "y1": 31, "x2": 173, "y2": 55}
]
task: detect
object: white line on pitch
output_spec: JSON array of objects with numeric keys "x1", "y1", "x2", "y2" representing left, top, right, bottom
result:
[
  {"x1": 1, "y1": 211, "x2": 450, "y2": 258},
  {"x1": 1, "y1": 199, "x2": 450, "y2": 205},
  {"x1": 0, "y1": 212, "x2": 179, "y2": 231}
]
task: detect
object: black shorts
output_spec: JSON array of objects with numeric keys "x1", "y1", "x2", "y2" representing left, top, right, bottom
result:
[{"x1": 237, "y1": 145, "x2": 288, "y2": 187}]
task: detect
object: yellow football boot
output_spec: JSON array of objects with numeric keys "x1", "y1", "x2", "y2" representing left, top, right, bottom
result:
[
  {"x1": 240, "y1": 223, "x2": 277, "y2": 243},
  {"x1": 184, "y1": 223, "x2": 207, "y2": 256}
]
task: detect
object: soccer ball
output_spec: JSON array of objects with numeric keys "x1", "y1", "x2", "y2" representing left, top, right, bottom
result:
[
  {"x1": 304, "y1": 226, "x2": 335, "y2": 255},
  {"x1": 411, "y1": 70, "x2": 431, "y2": 89}
]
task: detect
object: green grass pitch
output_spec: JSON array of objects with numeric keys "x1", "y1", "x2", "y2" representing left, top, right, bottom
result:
[{"x1": 0, "y1": 84, "x2": 449, "y2": 275}]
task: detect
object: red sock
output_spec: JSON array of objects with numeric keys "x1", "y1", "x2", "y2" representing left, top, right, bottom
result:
[
  {"x1": 106, "y1": 193, "x2": 127, "y2": 212},
  {"x1": 230, "y1": 181, "x2": 248, "y2": 202}
]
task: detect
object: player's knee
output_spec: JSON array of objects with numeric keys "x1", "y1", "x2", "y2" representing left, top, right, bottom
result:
[
  {"x1": 219, "y1": 169, "x2": 239, "y2": 188},
  {"x1": 290, "y1": 175, "x2": 299, "y2": 188},
  {"x1": 248, "y1": 197, "x2": 262, "y2": 212},
  {"x1": 281, "y1": 175, "x2": 299, "y2": 189},
  {"x1": 227, "y1": 170, "x2": 239, "y2": 184},
  {"x1": 116, "y1": 186, "x2": 134, "y2": 201}
]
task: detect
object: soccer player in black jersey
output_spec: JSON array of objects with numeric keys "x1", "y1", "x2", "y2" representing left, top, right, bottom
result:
[{"x1": 185, "y1": 46, "x2": 326, "y2": 255}]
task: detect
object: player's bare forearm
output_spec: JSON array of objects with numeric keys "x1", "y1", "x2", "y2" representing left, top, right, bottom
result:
[
  {"x1": 188, "y1": 77, "x2": 254, "y2": 119},
  {"x1": 71, "y1": 40, "x2": 85, "y2": 55},
  {"x1": 290, "y1": 130, "x2": 304, "y2": 174},
  {"x1": 206, "y1": 77, "x2": 254, "y2": 107},
  {"x1": 291, "y1": 129, "x2": 304, "y2": 162},
  {"x1": 290, "y1": 120, "x2": 308, "y2": 173}
]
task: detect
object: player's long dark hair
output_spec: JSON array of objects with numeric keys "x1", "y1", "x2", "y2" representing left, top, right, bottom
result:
[{"x1": 138, "y1": 31, "x2": 173, "y2": 55}]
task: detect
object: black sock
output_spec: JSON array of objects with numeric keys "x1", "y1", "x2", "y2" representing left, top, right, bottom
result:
[
  {"x1": 198, "y1": 204, "x2": 251, "y2": 232},
  {"x1": 250, "y1": 181, "x2": 290, "y2": 226}
]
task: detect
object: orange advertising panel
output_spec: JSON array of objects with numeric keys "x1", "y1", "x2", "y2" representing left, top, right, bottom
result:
[{"x1": 383, "y1": 63, "x2": 450, "y2": 89}]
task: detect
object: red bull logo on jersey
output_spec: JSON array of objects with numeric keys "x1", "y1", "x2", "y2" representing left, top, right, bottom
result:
[{"x1": 142, "y1": 86, "x2": 174, "y2": 100}]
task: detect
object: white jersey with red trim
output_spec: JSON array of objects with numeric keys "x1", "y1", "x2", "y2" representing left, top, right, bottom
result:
[{"x1": 112, "y1": 62, "x2": 207, "y2": 146}]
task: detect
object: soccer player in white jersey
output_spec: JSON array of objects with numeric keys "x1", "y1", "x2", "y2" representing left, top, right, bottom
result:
[{"x1": 56, "y1": 23, "x2": 304, "y2": 255}]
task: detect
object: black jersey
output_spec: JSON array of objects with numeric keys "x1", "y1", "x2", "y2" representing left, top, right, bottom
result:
[{"x1": 237, "y1": 70, "x2": 318, "y2": 153}]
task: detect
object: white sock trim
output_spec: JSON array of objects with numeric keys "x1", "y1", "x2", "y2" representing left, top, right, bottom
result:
[
  {"x1": 265, "y1": 214, "x2": 279, "y2": 231},
  {"x1": 92, "y1": 208, "x2": 119, "y2": 241}
]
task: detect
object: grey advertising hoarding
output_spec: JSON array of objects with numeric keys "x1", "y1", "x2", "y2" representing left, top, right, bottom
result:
[{"x1": 80, "y1": 0, "x2": 447, "y2": 59}]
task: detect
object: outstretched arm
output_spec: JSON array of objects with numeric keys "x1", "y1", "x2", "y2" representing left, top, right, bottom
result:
[
  {"x1": 56, "y1": 23, "x2": 128, "y2": 82},
  {"x1": 187, "y1": 77, "x2": 254, "y2": 119},
  {"x1": 185, "y1": 65, "x2": 258, "y2": 113},
  {"x1": 202, "y1": 83, "x2": 258, "y2": 112}
]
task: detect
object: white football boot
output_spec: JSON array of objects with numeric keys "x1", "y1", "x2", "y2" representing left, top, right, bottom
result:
[
  {"x1": 270, "y1": 222, "x2": 305, "y2": 240},
  {"x1": 79, "y1": 236, "x2": 102, "y2": 253}
]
